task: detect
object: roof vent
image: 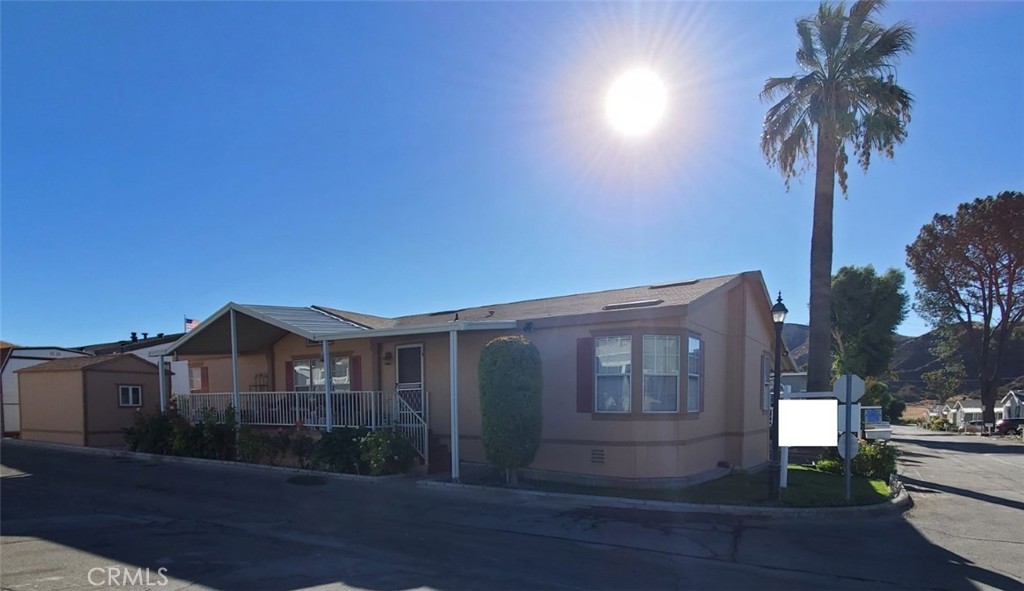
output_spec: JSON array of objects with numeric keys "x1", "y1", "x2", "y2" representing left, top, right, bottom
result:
[
  {"x1": 602, "y1": 299, "x2": 663, "y2": 311},
  {"x1": 429, "y1": 309, "x2": 465, "y2": 317},
  {"x1": 649, "y1": 279, "x2": 699, "y2": 289}
]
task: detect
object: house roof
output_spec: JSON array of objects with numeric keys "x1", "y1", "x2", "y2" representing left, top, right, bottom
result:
[
  {"x1": 16, "y1": 354, "x2": 154, "y2": 373},
  {"x1": 1000, "y1": 391, "x2": 1024, "y2": 404},
  {"x1": 954, "y1": 398, "x2": 983, "y2": 411},
  {"x1": 161, "y1": 271, "x2": 760, "y2": 355},
  {"x1": 318, "y1": 273, "x2": 742, "y2": 329},
  {"x1": 76, "y1": 333, "x2": 186, "y2": 355}
]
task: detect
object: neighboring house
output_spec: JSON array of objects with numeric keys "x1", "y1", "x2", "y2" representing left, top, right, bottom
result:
[
  {"x1": 76, "y1": 332, "x2": 189, "y2": 395},
  {"x1": 16, "y1": 354, "x2": 167, "y2": 447},
  {"x1": 952, "y1": 399, "x2": 983, "y2": 428},
  {"x1": 1000, "y1": 391, "x2": 1024, "y2": 420},
  {"x1": 780, "y1": 372, "x2": 807, "y2": 395},
  {"x1": 162, "y1": 271, "x2": 779, "y2": 485},
  {"x1": 1, "y1": 345, "x2": 92, "y2": 435}
]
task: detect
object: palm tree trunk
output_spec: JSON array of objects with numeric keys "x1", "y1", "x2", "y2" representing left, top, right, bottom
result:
[{"x1": 807, "y1": 124, "x2": 838, "y2": 393}]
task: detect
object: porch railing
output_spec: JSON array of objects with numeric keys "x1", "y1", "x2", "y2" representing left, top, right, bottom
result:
[{"x1": 174, "y1": 390, "x2": 428, "y2": 459}]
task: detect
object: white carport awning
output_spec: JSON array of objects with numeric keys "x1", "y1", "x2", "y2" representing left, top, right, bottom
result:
[{"x1": 157, "y1": 303, "x2": 368, "y2": 356}]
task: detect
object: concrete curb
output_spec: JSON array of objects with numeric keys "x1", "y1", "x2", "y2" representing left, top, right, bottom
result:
[
  {"x1": 416, "y1": 477, "x2": 913, "y2": 518},
  {"x1": 1, "y1": 438, "x2": 410, "y2": 484}
]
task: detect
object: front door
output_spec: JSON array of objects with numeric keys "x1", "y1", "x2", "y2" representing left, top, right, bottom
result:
[
  {"x1": 393, "y1": 344, "x2": 427, "y2": 460},
  {"x1": 395, "y1": 344, "x2": 423, "y2": 393}
]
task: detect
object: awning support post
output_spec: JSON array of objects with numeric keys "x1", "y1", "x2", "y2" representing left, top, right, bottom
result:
[
  {"x1": 158, "y1": 354, "x2": 167, "y2": 413},
  {"x1": 449, "y1": 329, "x2": 459, "y2": 482},
  {"x1": 230, "y1": 308, "x2": 240, "y2": 423},
  {"x1": 323, "y1": 339, "x2": 333, "y2": 432}
]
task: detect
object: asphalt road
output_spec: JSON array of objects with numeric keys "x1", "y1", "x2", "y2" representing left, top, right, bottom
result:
[{"x1": 1, "y1": 429, "x2": 1021, "y2": 591}]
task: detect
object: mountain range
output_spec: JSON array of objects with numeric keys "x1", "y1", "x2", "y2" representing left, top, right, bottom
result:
[{"x1": 780, "y1": 323, "x2": 1024, "y2": 401}]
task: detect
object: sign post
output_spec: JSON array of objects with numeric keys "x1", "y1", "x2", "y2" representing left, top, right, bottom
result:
[{"x1": 834, "y1": 374, "x2": 865, "y2": 502}]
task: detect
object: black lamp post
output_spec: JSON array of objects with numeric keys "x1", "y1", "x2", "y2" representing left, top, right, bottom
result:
[{"x1": 769, "y1": 292, "x2": 788, "y2": 501}]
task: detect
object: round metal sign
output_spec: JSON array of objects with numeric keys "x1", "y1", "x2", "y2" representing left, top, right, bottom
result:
[{"x1": 837, "y1": 432, "x2": 860, "y2": 460}]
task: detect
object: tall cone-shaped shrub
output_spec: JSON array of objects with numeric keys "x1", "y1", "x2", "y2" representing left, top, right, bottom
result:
[{"x1": 478, "y1": 336, "x2": 543, "y2": 485}]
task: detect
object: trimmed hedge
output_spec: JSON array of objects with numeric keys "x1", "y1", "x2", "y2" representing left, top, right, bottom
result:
[{"x1": 478, "y1": 335, "x2": 543, "y2": 484}]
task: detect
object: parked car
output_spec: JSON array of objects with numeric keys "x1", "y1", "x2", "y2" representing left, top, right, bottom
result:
[
  {"x1": 960, "y1": 419, "x2": 986, "y2": 434},
  {"x1": 993, "y1": 417, "x2": 1024, "y2": 436}
]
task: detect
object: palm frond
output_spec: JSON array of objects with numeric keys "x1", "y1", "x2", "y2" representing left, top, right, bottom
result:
[{"x1": 760, "y1": 76, "x2": 798, "y2": 102}]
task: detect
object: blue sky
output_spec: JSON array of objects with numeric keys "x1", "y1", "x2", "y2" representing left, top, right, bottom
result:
[{"x1": 2, "y1": 1, "x2": 1022, "y2": 347}]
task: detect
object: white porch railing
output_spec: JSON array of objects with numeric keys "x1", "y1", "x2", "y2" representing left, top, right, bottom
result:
[{"x1": 174, "y1": 390, "x2": 428, "y2": 459}]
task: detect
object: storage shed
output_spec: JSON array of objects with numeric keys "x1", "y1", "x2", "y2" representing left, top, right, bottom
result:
[{"x1": 17, "y1": 354, "x2": 167, "y2": 447}]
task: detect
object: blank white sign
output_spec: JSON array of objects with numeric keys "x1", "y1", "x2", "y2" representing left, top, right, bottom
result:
[{"x1": 779, "y1": 399, "x2": 838, "y2": 446}]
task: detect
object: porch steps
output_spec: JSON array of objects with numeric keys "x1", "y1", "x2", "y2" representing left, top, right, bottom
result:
[{"x1": 427, "y1": 430, "x2": 451, "y2": 474}]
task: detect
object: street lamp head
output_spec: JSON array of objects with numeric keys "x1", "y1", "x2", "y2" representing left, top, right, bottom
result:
[{"x1": 771, "y1": 292, "x2": 788, "y2": 325}]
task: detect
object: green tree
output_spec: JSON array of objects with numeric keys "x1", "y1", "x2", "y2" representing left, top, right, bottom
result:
[
  {"x1": 861, "y1": 379, "x2": 905, "y2": 422},
  {"x1": 761, "y1": 0, "x2": 914, "y2": 393},
  {"x1": 831, "y1": 265, "x2": 908, "y2": 378},
  {"x1": 906, "y1": 191, "x2": 1024, "y2": 424},
  {"x1": 921, "y1": 325, "x2": 967, "y2": 403},
  {"x1": 478, "y1": 336, "x2": 543, "y2": 485}
]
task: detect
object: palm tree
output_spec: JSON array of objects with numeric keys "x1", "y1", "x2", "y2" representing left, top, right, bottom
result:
[{"x1": 761, "y1": 0, "x2": 913, "y2": 393}]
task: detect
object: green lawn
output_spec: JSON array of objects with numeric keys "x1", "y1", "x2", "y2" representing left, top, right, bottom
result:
[{"x1": 519, "y1": 465, "x2": 890, "y2": 508}]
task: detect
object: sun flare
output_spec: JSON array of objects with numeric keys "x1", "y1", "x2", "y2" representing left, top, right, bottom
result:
[{"x1": 604, "y1": 67, "x2": 668, "y2": 137}]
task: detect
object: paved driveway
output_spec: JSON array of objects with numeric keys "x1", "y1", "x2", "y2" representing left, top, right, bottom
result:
[
  {"x1": 892, "y1": 425, "x2": 1024, "y2": 587},
  {"x1": 2, "y1": 435, "x2": 1022, "y2": 590}
]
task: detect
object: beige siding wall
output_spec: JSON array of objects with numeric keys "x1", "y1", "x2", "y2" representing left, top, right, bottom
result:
[
  {"x1": 18, "y1": 371, "x2": 85, "y2": 446},
  {"x1": 741, "y1": 281, "x2": 773, "y2": 468},
  {"x1": 183, "y1": 353, "x2": 271, "y2": 393},
  {"x1": 417, "y1": 311, "x2": 747, "y2": 480},
  {"x1": 84, "y1": 357, "x2": 163, "y2": 447}
]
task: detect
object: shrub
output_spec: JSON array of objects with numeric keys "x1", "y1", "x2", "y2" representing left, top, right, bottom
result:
[
  {"x1": 813, "y1": 456, "x2": 844, "y2": 475},
  {"x1": 292, "y1": 432, "x2": 316, "y2": 469},
  {"x1": 813, "y1": 440, "x2": 899, "y2": 478},
  {"x1": 268, "y1": 429, "x2": 292, "y2": 465},
  {"x1": 478, "y1": 336, "x2": 543, "y2": 485},
  {"x1": 238, "y1": 426, "x2": 273, "y2": 464},
  {"x1": 170, "y1": 407, "x2": 236, "y2": 461},
  {"x1": 123, "y1": 410, "x2": 174, "y2": 454},
  {"x1": 313, "y1": 428, "x2": 369, "y2": 474},
  {"x1": 852, "y1": 440, "x2": 899, "y2": 479},
  {"x1": 360, "y1": 428, "x2": 416, "y2": 476}
]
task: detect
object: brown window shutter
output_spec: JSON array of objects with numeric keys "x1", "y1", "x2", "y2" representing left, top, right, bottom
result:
[
  {"x1": 200, "y1": 367, "x2": 210, "y2": 393},
  {"x1": 284, "y1": 361, "x2": 294, "y2": 391},
  {"x1": 350, "y1": 356, "x2": 362, "y2": 391},
  {"x1": 577, "y1": 337, "x2": 594, "y2": 413}
]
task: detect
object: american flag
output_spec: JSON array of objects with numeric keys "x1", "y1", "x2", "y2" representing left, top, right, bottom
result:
[{"x1": 184, "y1": 317, "x2": 200, "y2": 331}]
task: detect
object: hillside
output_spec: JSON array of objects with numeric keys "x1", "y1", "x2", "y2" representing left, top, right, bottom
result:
[{"x1": 780, "y1": 323, "x2": 1024, "y2": 400}]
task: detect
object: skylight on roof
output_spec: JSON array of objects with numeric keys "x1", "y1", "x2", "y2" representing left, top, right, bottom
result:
[
  {"x1": 649, "y1": 279, "x2": 698, "y2": 289},
  {"x1": 602, "y1": 299, "x2": 664, "y2": 311}
]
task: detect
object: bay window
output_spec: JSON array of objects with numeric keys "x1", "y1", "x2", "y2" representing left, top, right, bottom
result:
[{"x1": 687, "y1": 336, "x2": 703, "y2": 412}]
